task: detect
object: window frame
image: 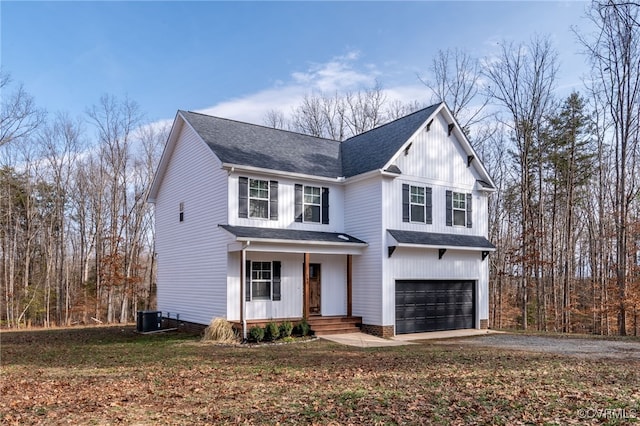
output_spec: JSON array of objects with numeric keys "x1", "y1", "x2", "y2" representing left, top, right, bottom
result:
[
  {"x1": 248, "y1": 178, "x2": 270, "y2": 219},
  {"x1": 303, "y1": 185, "x2": 322, "y2": 223},
  {"x1": 409, "y1": 185, "x2": 426, "y2": 223},
  {"x1": 452, "y1": 192, "x2": 467, "y2": 227},
  {"x1": 250, "y1": 261, "x2": 272, "y2": 301}
]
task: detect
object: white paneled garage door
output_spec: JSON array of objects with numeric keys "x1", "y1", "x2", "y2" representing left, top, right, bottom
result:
[{"x1": 395, "y1": 280, "x2": 475, "y2": 334}]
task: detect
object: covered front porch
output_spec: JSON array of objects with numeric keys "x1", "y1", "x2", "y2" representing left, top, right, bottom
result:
[{"x1": 220, "y1": 225, "x2": 367, "y2": 338}]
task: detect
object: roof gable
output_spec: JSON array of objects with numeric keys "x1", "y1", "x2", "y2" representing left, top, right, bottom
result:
[
  {"x1": 150, "y1": 102, "x2": 495, "y2": 201},
  {"x1": 180, "y1": 111, "x2": 342, "y2": 178},
  {"x1": 340, "y1": 104, "x2": 440, "y2": 178}
]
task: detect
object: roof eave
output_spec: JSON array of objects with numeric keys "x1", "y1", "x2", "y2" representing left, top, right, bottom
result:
[
  {"x1": 222, "y1": 163, "x2": 345, "y2": 184},
  {"x1": 147, "y1": 111, "x2": 186, "y2": 203},
  {"x1": 393, "y1": 242, "x2": 496, "y2": 252},
  {"x1": 233, "y1": 236, "x2": 368, "y2": 248}
]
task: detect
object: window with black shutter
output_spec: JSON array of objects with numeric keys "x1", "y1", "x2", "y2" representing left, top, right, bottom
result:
[
  {"x1": 403, "y1": 184, "x2": 432, "y2": 224},
  {"x1": 245, "y1": 261, "x2": 280, "y2": 301},
  {"x1": 239, "y1": 177, "x2": 278, "y2": 220}
]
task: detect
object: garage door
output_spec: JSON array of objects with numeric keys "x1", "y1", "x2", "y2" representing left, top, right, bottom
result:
[{"x1": 395, "y1": 280, "x2": 475, "y2": 334}]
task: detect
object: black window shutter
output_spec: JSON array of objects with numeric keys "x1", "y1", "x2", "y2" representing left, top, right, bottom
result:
[
  {"x1": 445, "y1": 190, "x2": 453, "y2": 227},
  {"x1": 239, "y1": 177, "x2": 248, "y2": 218},
  {"x1": 466, "y1": 193, "x2": 472, "y2": 228},
  {"x1": 426, "y1": 187, "x2": 433, "y2": 224},
  {"x1": 272, "y1": 261, "x2": 281, "y2": 301},
  {"x1": 269, "y1": 181, "x2": 278, "y2": 221},
  {"x1": 294, "y1": 184, "x2": 303, "y2": 222},
  {"x1": 245, "y1": 260, "x2": 251, "y2": 301},
  {"x1": 402, "y1": 184, "x2": 410, "y2": 222},
  {"x1": 321, "y1": 187, "x2": 329, "y2": 224}
]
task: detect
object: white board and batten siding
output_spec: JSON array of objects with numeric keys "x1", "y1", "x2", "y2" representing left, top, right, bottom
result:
[
  {"x1": 388, "y1": 112, "x2": 489, "y2": 236},
  {"x1": 377, "y1": 111, "x2": 492, "y2": 327},
  {"x1": 226, "y1": 252, "x2": 348, "y2": 321},
  {"x1": 155, "y1": 123, "x2": 231, "y2": 326},
  {"x1": 382, "y1": 247, "x2": 489, "y2": 327},
  {"x1": 343, "y1": 175, "x2": 384, "y2": 326}
]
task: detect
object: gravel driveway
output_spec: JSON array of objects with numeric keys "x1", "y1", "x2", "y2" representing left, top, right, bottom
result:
[{"x1": 438, "y1": 333, "x2": 640, "y2": 360}]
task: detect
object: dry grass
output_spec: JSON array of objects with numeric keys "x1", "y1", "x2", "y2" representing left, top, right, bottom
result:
[
  {"x1": 1, "y1": 326, "x2": 639, "y2": 425},
  {"x1": 201, "y1": 317, "x2": 238, "y2": 344}
]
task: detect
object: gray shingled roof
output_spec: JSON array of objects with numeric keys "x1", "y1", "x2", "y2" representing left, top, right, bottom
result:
[
  {"x1": 180, "y1": 104, "x2": 442, "y2": 179},
  {"x1": 220, "y1": 225, "x2": 367, "y2": 245},
  {"x1": 388, "y1": 229, "x2": 496, "y2": 250},
  {"x1": 340, "y1": 104, "x2": 440, "y2": 178},
  {"x1": 181, "y1": 111, "x2": 342, "y2": 179}
]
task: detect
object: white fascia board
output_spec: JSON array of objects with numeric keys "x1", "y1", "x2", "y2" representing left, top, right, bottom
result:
[
  {"x1": 342, "y1": 169, "x2": 384, "y2": 184},
  {"x1": 233, "y1": 236, "x2": 367, "y2": 248},
  {"x1": 476, "y1": 183, "x2": 497, "y2": 194},
  {"x1": 148, "y1": 112, "x2": 185, "y2": 203},
  {"x1": 228, "y1": 239, "x2": 367, "y2": 255},
  {"x1": 222, "y1": 163, "x2": 344, "y2": 184}
]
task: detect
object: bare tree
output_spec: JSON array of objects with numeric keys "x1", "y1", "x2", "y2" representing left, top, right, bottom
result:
[
  {"x1": 0, "y1": 72, "x2": 45, "y2": 147},
  {"x1": 575, "y1": 0, "x2": 640, "y2": 335},
  {"x1": 419, "y1": 48, "x2": 490, "y2": 134},
  {"x1": 86, "y1": 95, "x2": 143, "y2": 323},
  {"x1": 343, "y1": 82, "x2": 386, "y2": 136},
  {"x1": 483, "y1": 36, "x2": 559, "y2": 330},
  {"x1": 263, "y1": 109, "x2": 287, "y2": 130}
]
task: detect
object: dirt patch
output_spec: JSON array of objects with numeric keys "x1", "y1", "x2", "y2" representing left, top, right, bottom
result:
[{"x1": 437, "y1": 333, "x2": 640, "y2": 360}]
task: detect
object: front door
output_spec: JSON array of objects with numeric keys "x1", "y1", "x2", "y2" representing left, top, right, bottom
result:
[{"x1": 309, "y1": 263, "x2": 321, "y2": 315}]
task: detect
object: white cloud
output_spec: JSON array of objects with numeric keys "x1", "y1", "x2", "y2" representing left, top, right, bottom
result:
[{"x1": 194, "y1": 51, "x2": 426, "y2": 125}]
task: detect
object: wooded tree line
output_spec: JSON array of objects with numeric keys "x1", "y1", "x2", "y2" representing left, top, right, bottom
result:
[
  {"x1": 1, "y1": 0, "x2": 638, "y2": 334},
  {"x1": 1, "y1": 88, "x2": 166, "y2": 327},
  {"x1": 262, "y1": 1, "x2": 640, "y2": 336}
]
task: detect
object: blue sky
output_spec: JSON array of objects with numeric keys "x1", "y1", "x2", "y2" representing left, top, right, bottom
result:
[{"x1": 2, "y1": 1, "x2": 591, "y2": 127}]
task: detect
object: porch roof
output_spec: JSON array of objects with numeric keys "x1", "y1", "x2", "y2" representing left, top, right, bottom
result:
[
  {"x1": 387, "y1": 229, "x2": 496, "y2": 251},
  {"x1": 220, "y1": 225, "x2": 368, "y2": 254}
]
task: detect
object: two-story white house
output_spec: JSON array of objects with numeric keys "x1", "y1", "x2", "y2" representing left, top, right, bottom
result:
[{"x1": 148, "y1": 102, "x2": 496, "y2": 338}]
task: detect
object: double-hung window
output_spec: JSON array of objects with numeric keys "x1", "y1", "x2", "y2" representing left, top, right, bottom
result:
[
  {"x1": 238, "y1": 177, "x2": 278, "y2": 220},
  {"x1": 446, "y1": 190, "x2": 472, "y2": 228},
  {"x1": 249, "y1": 179, "x2": 269, "y2": 219},
  {"x1": 295, "y1": 184, "x2": 329, "y2": 224},
  {"x1": 303, "y1": 186, "x2": 321, "y2": 223},
  {"x1": 402, "y1": 183, "x2": 432, "y2": 224},
  {"x1": 251, "y1": 261, "x2": 271, "y2": 300},
  {"x1": 452, "y1": 192, "x2": 466, "y2": 226},
  {"x1": 245, "y1": 260, "x2": 281, "y2": 301},
  {"x1": 410, "y1": 186, "x2": 425, "y2": 223}
]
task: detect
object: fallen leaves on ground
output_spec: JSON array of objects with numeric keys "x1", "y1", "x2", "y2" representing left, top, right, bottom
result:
[{"x1": 1, "y1": 326, "x2": 639, "y2": 425}]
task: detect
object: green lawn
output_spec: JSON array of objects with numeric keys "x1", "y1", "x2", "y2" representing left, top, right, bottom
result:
[{"x1": 1, "y1": 326, "x2": 638, "y2": 425}]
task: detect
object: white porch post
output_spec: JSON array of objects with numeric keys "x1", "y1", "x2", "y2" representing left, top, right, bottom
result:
[{"x1": 241, "y1": 248, "x2": 247, "y2": 340}]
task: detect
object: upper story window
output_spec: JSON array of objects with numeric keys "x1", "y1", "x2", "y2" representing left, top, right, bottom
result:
[
  {"x1": 249, "y1": 179, "x2": 269, "y2": 218},
  {"x1": 238, "y1": 177, "x2": 278, "y2": 221},
  {"x1": 304, "y1": 186, "x2": 321, "y2": 222},
  {"x1": 295, "y1": 184, "x2": 329, "y2": 224},
  {"x1": 410, "y1": 186, "x2": 425, "y2": 223},
  {"x1": 452, "y1": 192, "x2": 466, "y2": 226},
  {"x1": 402, "y1": 183, "x2": 432, "y2": 224},
  {"x1": 446, "y1": 190, "x2": 472, "y2": 228},
  {"x1": 179, "y1": 202, "x2": 184, "y2": 222}
]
